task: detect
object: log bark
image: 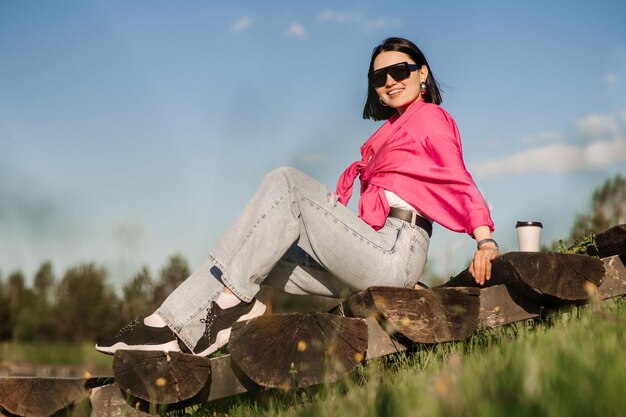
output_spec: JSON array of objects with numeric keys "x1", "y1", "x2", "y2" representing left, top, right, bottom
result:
[
  {"x1": 596, "y1": 224, "x2": 626, "y2": 258},
  {"x1": 444, "y1": 252, "x2": 605, "y2": 303},
  {"x1": 228, "y1": 313, "x2": 368, "y2": 389},
  {"x1": 112, "y1": 350, "x2": 210, "y2": 404},
  {"x1": 346, "y1": 286, "x2": 480, "y2": 344},
  {"x1": 0, "y1": 377, "x2": 88, "y2": 417}
]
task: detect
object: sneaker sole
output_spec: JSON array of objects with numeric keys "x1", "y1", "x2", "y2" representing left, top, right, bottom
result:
[
  {"x1": 95, "y1": 340, "x2": 181, "y2": 355},
  {"x1": 194, "y1": 299, "x2": 266, "y2": 357}
]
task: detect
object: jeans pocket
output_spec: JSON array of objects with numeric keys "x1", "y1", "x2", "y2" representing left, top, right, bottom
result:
[
  {"x1": 377, "y1": 218, "x2": 405, "y2": 252},
  {"x1": 404, "y1": 231, "x2": 429, "y2": 288}
]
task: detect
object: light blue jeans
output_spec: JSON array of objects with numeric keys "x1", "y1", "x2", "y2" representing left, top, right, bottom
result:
[{"x1": 156, "y1": 167, "x2": 429, "y2": 350}]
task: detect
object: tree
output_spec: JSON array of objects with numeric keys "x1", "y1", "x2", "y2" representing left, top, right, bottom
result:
[
  {"x1": 55, "y1": 263, "x2": 122, "y2": 341},
  {"x1": 27, "y1": 261, "x2": 58, "y2": 340},
  {"x1": 33, "y1": 261, "x2": 54, "y2": 306},
  {"x1": 0, "y1": 275, "x2": 12, "y2": 340},
  {"x1": 6, "y1": 271, "x2": 37, "y2": 341},
  {"x1": 121, "y1": 266, "x2": 154, "y2": 322},
  {"x1": 7, "y1": 271, "x2": 26, "y2": 311},
  {"x1": 570, "y1": 173, "x2": 626, "y2": 241},
  {"x1": 151, "y1": 255, "x2": 190, "y2": 308}
]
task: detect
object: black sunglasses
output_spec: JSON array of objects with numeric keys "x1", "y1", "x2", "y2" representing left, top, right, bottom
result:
[{"x1": 368, "y1": 62, "x2": 419, "y2": 88}]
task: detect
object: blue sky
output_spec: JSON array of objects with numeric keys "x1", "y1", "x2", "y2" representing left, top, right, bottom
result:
[{"x1": 1, "y1": 0, "x2": 625, "y2": 288}]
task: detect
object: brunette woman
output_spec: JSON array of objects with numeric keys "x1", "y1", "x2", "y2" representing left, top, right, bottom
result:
[{"x1": 96, "y1": 37, "x2": 499, "y2": 357}]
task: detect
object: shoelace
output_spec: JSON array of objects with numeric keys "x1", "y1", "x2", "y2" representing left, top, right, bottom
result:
[
  {"x1": 200, "y1": 304, "x2": 216, "y2": 343},
  {"x1": 116, "y1": 317, "x2": 140, "y2": 336}
]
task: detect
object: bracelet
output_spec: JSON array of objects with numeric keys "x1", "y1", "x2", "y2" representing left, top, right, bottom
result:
[{"x1": 477, "y1": 238, "x2": 499, "y2": 250}]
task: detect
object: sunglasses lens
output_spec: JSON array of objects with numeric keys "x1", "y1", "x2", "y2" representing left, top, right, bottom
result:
[
  {"x1": 370, "y1": 63, "x2": 410, "y2": 87},
  {"x1": 372, "y1": 72, "x2": 387, "y2": 87},
  {"x1": 388, "y1": 65, "x2": 410, "y2": 82}
]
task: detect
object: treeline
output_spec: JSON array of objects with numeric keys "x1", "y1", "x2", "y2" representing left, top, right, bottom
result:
[{"x1": 0, "y1": 255, "x2": 190, "y2": 343}]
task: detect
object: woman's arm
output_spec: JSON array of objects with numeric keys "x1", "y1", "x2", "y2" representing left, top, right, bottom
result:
[{"x1": 469, "y1": 225, "x2": 500, "y2": 285}]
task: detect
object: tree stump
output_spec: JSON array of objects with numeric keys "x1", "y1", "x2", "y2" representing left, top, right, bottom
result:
[
  {"x1": 444, "y1": 252, "x2": 605, "y2": 303},
  {"x1": 346, "y1": 286, "x2": 480, "y2": 344},
  {"x1": 112, "y1": 350, "x2": 210, "y2": 404},
  {"x1": 0, "y1": 377, "x2": 89, "y2": 417},
  {"x1": 596, "y1": 224, "x2": 626, "y2": 258},
  {"x1": 228, "y1": 313, "x2": 368, "y2": 389}
]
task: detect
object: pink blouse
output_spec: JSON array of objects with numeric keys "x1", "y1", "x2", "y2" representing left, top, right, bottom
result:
[{"x1": 335, "y1": 100, "x2": 494, "y2": 235}]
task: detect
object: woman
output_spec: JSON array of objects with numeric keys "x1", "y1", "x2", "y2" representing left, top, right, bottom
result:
[{"x1": 96, "y1": 37, "x2": 499, "y2": 357}]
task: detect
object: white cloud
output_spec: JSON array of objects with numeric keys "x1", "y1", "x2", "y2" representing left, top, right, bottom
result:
[
  {"x1": 471, "y1": 138, "x2": 626, "y2": 178},
  {"x1": 286, "y1": 23, "x2": 306, "y2": 38},
  {"x1": 231, "y1": 16, "x2": 254, "y2": 33},
  {"x1": 471, "y1": 110, "x2": 626, "y2": 178},
  {"x1": 576, "y1": 113, "x2": 620, "y2": 139},
  {"x1": 317, "y1": 9, "x2": 401, "y2": 31}
]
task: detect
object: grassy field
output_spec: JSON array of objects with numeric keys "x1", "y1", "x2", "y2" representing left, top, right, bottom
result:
[
  {"x1": 188, "y1": 298, "x2": 626, "y2": 417},
  {"x1": 1, "y1": 300, "x2": 624, "y2": 416},
  {"x1": 0, "y1": 341, "x2": 113, "y2": 369}
]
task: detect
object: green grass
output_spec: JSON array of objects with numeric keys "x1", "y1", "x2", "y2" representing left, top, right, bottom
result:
[
  {"x1": 187, "y1": 299, "x2": 626, "y2": 417},
  {"x1": 2, "y1": 300, "x2": 624, "y2": 416},
  {"x1": 0, "y1": 341, "x2": 113, "y2": 369}
]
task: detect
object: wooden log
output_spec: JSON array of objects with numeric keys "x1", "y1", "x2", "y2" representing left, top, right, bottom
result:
[
  {"x1": 346, "y1": 286, "x2": 480, "y2": 344},
  {"x1": 598, "y1": 254, "x2": 626, "y2": 300},
  {"x1": 0, "y1": 377, "x2": 89, "y2": 417},
  {"x1": 596, "y1": 224, "x2": 626, "y2": 258},
  {"x1": 362, "y1": 315, "x2": 408, "y2": 359},
  {"x1": 228, "y1": 313, "x2": 368, "y2": 389},
  {"x1": 90, "y1": 319, "x2": 404, "y2": 414},
  {"x1": 204, "y1": 353, "x2": 258, "y2": 401},
  {"x1": 90, "y1": 384, "x2": 151, "y2": 417},
  {"x1": 478, "y1": 284, "x2": 542, "y2": 329},
  {"x1": 112, "y1": 350, "x2": 210, "y2": 404},
  {"x1": 444, "y1": 252, "x2": 605, "y2": 303}
]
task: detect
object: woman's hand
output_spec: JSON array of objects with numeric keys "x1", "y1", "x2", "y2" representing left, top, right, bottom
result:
[{"x1": 469, "y1": 245, "x2": 500, "y2": 285}]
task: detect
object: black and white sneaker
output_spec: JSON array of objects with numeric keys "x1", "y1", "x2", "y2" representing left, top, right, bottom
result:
[
  {"x1": 95, "y1": 317, "x2": 181, "y2": 355},
  {"x1": 193, "y1": 299, "x2": 266, "y2": 356}
]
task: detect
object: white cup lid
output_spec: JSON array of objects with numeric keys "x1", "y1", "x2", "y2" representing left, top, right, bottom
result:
[{"x1": 516, "y1": 221, "x2": 543, "y2": 228}]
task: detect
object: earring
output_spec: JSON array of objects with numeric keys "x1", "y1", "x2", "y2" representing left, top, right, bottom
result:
[
  {"x1": 420, "y1": 82, "x2": 427, "y2": 97},
  {"x1": 379, "y1": 97, "x2": 388, "y2": 107}
]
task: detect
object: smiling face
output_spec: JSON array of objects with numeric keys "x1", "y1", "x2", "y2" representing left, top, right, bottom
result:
[{"x1": 372, "y1": 51, "x2": 429, "y2": 116}]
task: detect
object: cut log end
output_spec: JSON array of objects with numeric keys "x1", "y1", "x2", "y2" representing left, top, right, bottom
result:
[
  {"x1": 596, "y1": 224, "x2": 626, "y2": 258},
  {"x1": 0, "y1": 377, "x2": 89, "y2": 417},
  {"x1": 112, "y1": 350, "x2": 211, "y2": 404},
  {"x1": 229, "y1": 313, "x2": 368, "y2": 389}
]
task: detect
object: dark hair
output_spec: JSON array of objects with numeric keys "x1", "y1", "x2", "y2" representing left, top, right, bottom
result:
[{"x1": 362, "y1": 37, "x2": 442, "y2": 121}]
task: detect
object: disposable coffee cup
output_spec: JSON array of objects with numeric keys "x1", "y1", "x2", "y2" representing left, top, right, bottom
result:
[{"x1": 515, "y1": 221, "x2": 543, "y2": 252}]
